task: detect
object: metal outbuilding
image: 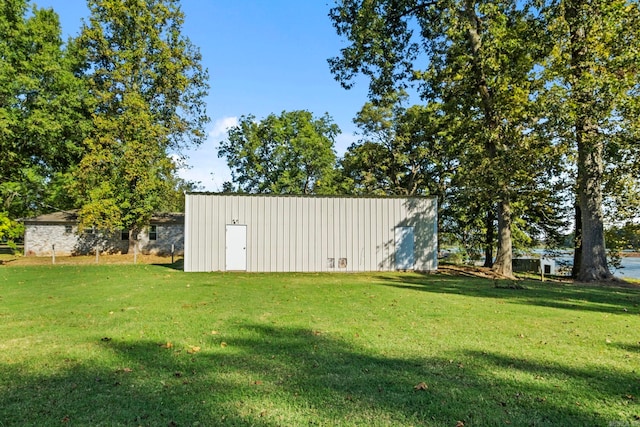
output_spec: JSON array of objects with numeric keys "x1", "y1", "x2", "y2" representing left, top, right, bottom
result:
[{"x1": 184, "y1": 193, "x2": 437, "y2": 273}]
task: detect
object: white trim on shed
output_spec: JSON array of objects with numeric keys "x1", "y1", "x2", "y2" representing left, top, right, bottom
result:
[{"x1": 184, "y1": 194, "x2": 437, "y2": 273}]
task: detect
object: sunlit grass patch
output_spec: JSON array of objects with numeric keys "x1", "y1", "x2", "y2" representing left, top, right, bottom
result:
[{"x1": 1, "y1": 265, "x2": 638, "y2": 426}]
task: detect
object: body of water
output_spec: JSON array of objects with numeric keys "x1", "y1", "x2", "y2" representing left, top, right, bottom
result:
[
  {"x1": 531, "y1": 250, "x2": 640, "y2": 279},
  {"x1": 616, "y1": 256, "x2": 640, "y2": 279}
]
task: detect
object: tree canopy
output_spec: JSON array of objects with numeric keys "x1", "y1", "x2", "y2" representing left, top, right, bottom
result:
[
  {"x1": 329, "y1": 0, "x2": 640, "y2": 280},
  {"x1": 330, "y1": 0, "x2": 559, "y2": 277},
  {"x1": 340, "y1": 95, "x2": 455, "y2": 199},
  {"x1": 2, "y1": 0, "x2": 638, "y2": 280},
  {"x1": 541, "y1": 0, "x2": 640, "y2": 281},
  {"x1": 218, "y1": 110, "x2": 339, "y2": 195},
  {"x1": 69, "y1": 0, "x2": 209, "y2": 245},
  {"x1": 0, "y1": 0, "x2": 89, "y2": 243}
]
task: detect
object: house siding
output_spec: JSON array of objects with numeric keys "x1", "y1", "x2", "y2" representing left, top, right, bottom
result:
[
  {"x1": 24, "y1": 223, "x2": 79, "y2": 256},
  {"x1": 23, "y1": 214, "x2": 184, "y2": 257},
  {"x1": 138, "y1": 224, "x2": 184, "y2": 255}
]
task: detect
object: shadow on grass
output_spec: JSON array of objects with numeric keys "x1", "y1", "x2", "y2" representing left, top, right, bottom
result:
[
  {"x1": 375, "y1": 273, "x2": 640, "y2": 315},
  {"x1": 152, "y1": 258, "x2": 184, "y2": 271},
  {"x1": 612, "y1": 342, "x2": 640, "y2": 353},
  {"x1": 1, "y1": 323, "x2": 636, "y2": 426}
]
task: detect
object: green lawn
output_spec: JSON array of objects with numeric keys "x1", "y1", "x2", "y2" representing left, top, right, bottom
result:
[{"x1": 1, "y1": 264, "x2": 638, "y2": 426}]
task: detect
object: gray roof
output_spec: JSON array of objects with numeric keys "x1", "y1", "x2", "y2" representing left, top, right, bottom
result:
[
  {"x1": 22, "y1": 210, "x2": 184, "y2": 225},
  {"x1": 149, "y1": 212, "x2": 185, "y2": 224},
  {"x1": 22, "y1": 210, "x2": 79, "y2": 224}
]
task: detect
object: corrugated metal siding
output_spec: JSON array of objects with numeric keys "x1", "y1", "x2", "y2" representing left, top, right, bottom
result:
[{"x1": 184, "y1": 194, "x2": 437, "y2": 273}]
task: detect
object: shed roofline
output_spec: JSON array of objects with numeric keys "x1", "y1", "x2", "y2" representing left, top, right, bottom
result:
[{"x1": 186, "y1": 192, "x2": 436, "y2": 200}]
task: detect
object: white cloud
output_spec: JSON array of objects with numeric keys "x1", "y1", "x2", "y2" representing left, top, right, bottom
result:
[
  {"x1": 173, "y1": 116, "x2": 240, "y2": 192},
  {"x1": 209, "y1": 116, "x2": 239, "y2": 140},
  {"x1": 177, "y1": 161, "x2": 231, "y2": 192}
]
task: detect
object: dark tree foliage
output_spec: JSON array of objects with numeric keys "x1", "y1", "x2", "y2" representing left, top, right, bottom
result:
[
  {"x1": 329, "y1": 0, "x2": 557, "y2": 277},
  {"x1": 0, "y1": 0, "x2": 89, "y2": 242}
]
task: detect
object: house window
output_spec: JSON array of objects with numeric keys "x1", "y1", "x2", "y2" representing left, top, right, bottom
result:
[
  {"x1": 121, "y1": 230, "x2": 129, "y2": 241},
  {"x1": 149, "y1": 225, "x2": 157, "y2": 241},
  {"x1": 64, "y1": 225, "x2": 72, "y2": 234}
]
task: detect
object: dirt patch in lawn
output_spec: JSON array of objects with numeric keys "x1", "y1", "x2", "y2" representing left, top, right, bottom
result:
[
  {"x1": 1, "y1": 253, "x2": 182, "y2": 267},
  {"x1": 438, "y1": 263, "x2": 639, "y2": 288}
]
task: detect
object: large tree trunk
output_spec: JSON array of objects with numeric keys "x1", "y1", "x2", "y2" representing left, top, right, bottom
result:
[
  {"x1": 492, "y1": 197, "x2": 514, "y2": 278},
  {"x1": 463, "y1": 0, "x2": 513, "y2": 276},
  {"x1": 128, "y1": 227, "x2": 140, "y2": 255},
  {"x1": 575, "y1": 129, "x2": 612, "y2": 281},
  {"x1": 566, "y1": 0, "x2": 613, "y2": 282}
]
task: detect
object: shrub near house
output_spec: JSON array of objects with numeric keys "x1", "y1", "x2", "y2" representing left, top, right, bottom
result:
[{"x1": 22, "y1": 211, "x2": 184, "y2": 256}]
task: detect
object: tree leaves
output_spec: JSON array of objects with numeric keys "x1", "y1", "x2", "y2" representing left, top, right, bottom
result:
[
  {"x1": 0, "y1": 1, "x2": 89, "y2": 224},
  {"x1": 218, "y1": 111, "x2": 339, "y2": 195},
  {"x1": 187, "y1": 345, "x2": 201, "y2": 354},
  {"x1": 71, "y1": 0, "x2": 209, "y2": 234},
  {"x1": 329, "y1": 0, "x2": 640, "y2": 279}
]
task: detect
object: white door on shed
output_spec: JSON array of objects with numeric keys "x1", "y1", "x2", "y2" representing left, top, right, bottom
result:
[
  {"x1": 226, "y1": 225, "x2": 247, "y2": 271},
  {"x1": 395, "y1": 226, "x2": 415, "y2": 270}
]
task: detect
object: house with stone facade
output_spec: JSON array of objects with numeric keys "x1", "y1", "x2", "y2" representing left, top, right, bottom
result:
[{"x1": 22, "y1": 210, "x2": 184, "y2": 257}]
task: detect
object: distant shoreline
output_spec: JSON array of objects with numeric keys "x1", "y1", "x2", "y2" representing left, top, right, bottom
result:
[
  {"x1": 622, "y1": 252, "x2": 640, "y2": 258},
  {"x1": 521, "y1": 250, "x2": 640, "y2": 258},
  {"x1": 512, "y1": 250, "x2": 640, "y2": 261}
]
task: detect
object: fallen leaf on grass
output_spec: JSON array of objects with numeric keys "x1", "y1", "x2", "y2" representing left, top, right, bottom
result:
[
  {"x1": 211, "y1": 330, "x2": 219, "y2": 335},
  {"x1": 187, "y1": 346, "x2": 201, "y2": 354},
  {"x1": 160, "y1": 342, "x2": 173, "y2": 349},
  {"x1": 101, "y1": 337, "x2": 112, "y2": 342},
  {"x1": 61, "y1": 415, "x2": 70, "y2": 423},
  {"x1": 456, "y1": 421, "x2": 464, "y2": 427},
  {"x1": 413, "y1": 382, "x2": 428, "y2": 391},
  {"x1": 220, "y1": 342, "x2": 228, "y2": 348}
]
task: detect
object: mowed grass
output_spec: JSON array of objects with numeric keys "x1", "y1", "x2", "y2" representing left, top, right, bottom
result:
[{"x1": 0, "y1": 264, "x2": 639, "y2": 426}]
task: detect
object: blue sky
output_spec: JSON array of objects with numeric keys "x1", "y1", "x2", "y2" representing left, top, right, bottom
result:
[{"x1": 35, "y1": 0, "x2": 371, "y2": 191}]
